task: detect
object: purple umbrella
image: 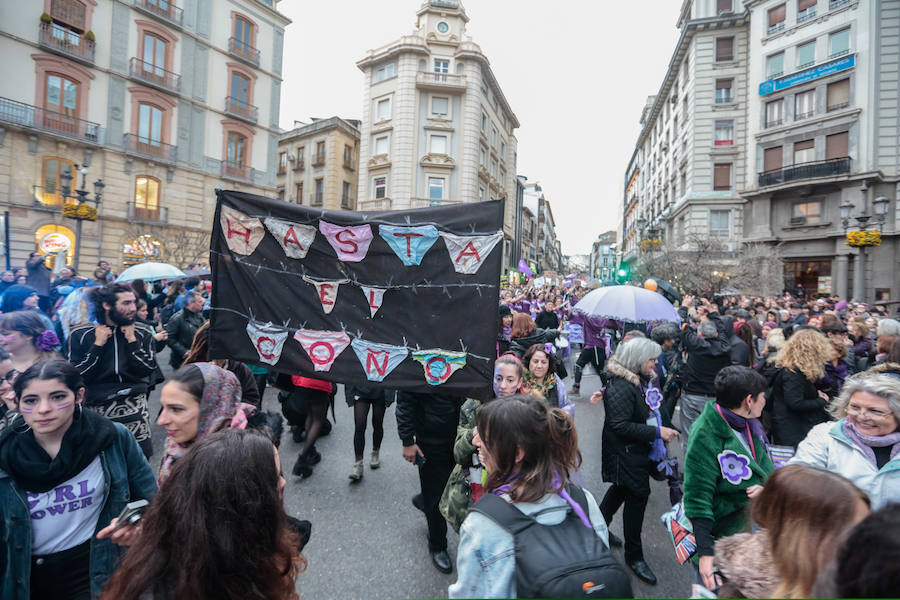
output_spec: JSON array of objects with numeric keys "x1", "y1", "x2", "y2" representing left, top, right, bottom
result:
[{"x1": 573, "y1": 285, "x2": 681, "y2": 324}]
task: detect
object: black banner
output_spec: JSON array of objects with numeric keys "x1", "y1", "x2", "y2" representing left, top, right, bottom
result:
[{"x1": 208, "y1": 189, "x2": 503, "y2": 399}]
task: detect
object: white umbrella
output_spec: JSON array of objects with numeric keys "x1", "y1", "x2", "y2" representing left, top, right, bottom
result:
[
  {"x1": 116, "y1": 262, "x2": 186, "y2": 283},
  {"x1": 573, "y1": 285, "x2": 681, "y2": 323}
]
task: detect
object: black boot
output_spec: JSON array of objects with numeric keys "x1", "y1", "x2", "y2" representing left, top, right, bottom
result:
[
  {"x1": 627, "y1": 560, "x2": 657, "y2": 585},
  {"x1": 291, "y1": 453, "x2": 313, "y2": 478}
]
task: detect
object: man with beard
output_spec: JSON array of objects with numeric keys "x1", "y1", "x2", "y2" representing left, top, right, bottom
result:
[{"x1": 67, "y1": 282, "x2": 158, "y2": 457}]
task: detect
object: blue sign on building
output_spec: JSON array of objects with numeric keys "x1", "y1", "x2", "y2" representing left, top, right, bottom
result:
[{"x1": 759, "y1": 55, "x2": 855, "y2": 96}]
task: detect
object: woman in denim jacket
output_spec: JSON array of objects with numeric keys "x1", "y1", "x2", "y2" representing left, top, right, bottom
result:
[
  {"x1": 448, "y1": 394, "x2": 609, "y2": 599},
  {"x1": 0, "y1": 359, "x2": 156, "y2": 600}
]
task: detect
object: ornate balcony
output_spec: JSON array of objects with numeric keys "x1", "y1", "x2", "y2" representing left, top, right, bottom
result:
[
  {"x1": 415, "y1": 71, "x2": 467, "y2": 92},
  {"x1": 228, "y1": 37, "x2": 260, "y2": 67},
  {"x1": 129, "y1": 57, "x2": 181, "y2": 93},
  {"x1": 221, "y1": 160, "x2": 251, "y2": 180},
  {"x1": 132, "y1": 0, "x2": 183, "y2": 29},
  {"x1": 127, "y1": 201, "x2": 169, "y2": 224},
  {"x1": 758, "y1": 157, "x2": 851, "y2": 188},
  {"x1": 123, "y1": 133, "x2": 177, "y2": 162},
  {"x1": 38, "y1": 22, "x2": 95, "y2": 66},
  {"x1": 224, "y1": 96, "x2": 258, "y2": 123},
  {"x1": 0, "y1": 97, "x2": 105, "y2": 145},
  {"x1": 358, "y1": 198, "x2": 392, "y2": 211}
]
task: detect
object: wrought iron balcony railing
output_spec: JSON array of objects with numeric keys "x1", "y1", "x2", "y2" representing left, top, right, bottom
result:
[
  {"x1": 123, "y1": 133, "x2": 177, "y2": 161},
  {"x1": 132, "y1": 0, "x2": 183, "y2": 28},
  {"x1": 129, "y1": 57, "x2": 181, "y2": 93},
  {"x1": 38, "y1": 22, "x2": 95, "y2": 64},
  {"x1": 228, "y1": 37, "x2": 260, "y2": 67},
  {"x1": 224, "y1": 96, "x2": 258, "y2": 123},
  {"x1": 0, "y1": 97, "x2": 105, "y2": 144},
  {"x1": 758, "y1": 156, "x2": 850, "y2": 187},
  {"x1": 127, "y1": 201, "x2": 169, "y2": 224}
]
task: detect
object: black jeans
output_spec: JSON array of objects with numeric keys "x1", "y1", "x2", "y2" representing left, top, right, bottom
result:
[
  {"x1": 574, "y1": 346, "x2": 605, "y2": 386},
  {"x1": 31, "y1": 540, "x2": 91, "y2": 600},
  {"x1": 599, "y1": 484, "x2": 649, "y2": 563},
  {"x1": 418, "y1": 442, "x2": 455, "y2": 552}
]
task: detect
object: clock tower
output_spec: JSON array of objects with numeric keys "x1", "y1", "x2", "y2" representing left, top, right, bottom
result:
[{"x1": 415, "y1": 0, "x2": 469, "y2": 42}]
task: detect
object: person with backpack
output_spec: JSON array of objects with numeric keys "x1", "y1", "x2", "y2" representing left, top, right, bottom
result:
[{"x1": 449, "y1": 394, "x2": 632, "y2": 599}]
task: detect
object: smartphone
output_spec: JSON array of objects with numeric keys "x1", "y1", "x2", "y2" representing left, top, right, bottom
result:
[
  {"x1": 114, "y1": 499, "x2": 149, "y2": 531},
  {"x1": 414, "y1": 453, "x2": 427, "y2": 467}
]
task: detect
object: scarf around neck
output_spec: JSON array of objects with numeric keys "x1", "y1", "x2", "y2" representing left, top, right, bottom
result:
[
  {"x1": 716, "y1": 403, "x2": 770, "y2": 448},
  {"x1": 525, "y1": 370, "x2": 556, "y2": 399},
  {"x1": 0, "y1": 408, "x2": 117, "y2": 493},
  {"x1": 843, "y1": 419, "x2": 900, "y2": 467},
  {"x1": 158, "y1": 363, "x2": 255, "y2": 484}
]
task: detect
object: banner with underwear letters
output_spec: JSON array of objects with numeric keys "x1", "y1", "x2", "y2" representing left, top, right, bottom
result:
[
  {"x1": 293, "y1": 329, "x2": 351, "y2": 372},
  {"x1": 439, "y1": 231, "x2": 504, "y2": 275},
  {"x1": 263, "y1": 217, "x2": 317, "y2": 260},
  {"x1": 350, "y1": 339, "x2": 409, "y2": 382},
  {"x1": 245, "y1": 321, "x2": 290, "y2": 366}
]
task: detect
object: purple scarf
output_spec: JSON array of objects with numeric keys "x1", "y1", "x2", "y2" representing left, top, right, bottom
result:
[
  {"x1": 492, "y1": 475, "x2": 592, "y2": 529},
  {"x1": 501, "y1": 326, "x2": 511, "y2": 341},
  {"x1": 843, "y1": 419, "x2": 900, "y2": 467},
  {"x1": 716, "y1": 403, "x2": 769, "y2": 448}
]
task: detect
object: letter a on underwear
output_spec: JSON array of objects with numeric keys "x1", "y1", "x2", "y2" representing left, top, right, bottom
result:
[
  {"x1": 263, "y1": 217, "x2": 317, "y2": 259},
  {"x1": 360, "y1": 286, "x2": 386, "y2": 318},
  {"x1": 378, "y1": 224, "x2": 440, "y2": 266},
  {"x1": 220, "y1": 206, "x2": 264, "y2": 255},
  {"x1": 294, "y1": 329, "x2": 351, "y2": 372},
  {"x1": 350, "y1": 339, "x2": 408, "y2": 382},
  {"x1": 303, "y1": 276, "x2": 348, "y2": 314},
  {"x1": 438, "y1": 231, "x2": 503, "y2": 274},
  {"x1": 319, "y1": 221, "x2": 374, "y2": 262},
  {"x1": 411, "y1": 349, "x2": 467, "y2": 385},
  {"x1": 245, "y1": 321, "x2": 289, "y2": 366}
]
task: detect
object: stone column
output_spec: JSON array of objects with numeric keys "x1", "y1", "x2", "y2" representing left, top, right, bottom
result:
[
  {"x1": 852, "y1": 250, "x2": 866, "y2": 302},
  {"x1": 834, "y1": 254, "x2": 849, "y2": 299}
]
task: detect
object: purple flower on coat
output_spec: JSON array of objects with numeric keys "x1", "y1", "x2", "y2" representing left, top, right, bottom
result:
[
  {"x1": 645, "y1": 387, "x2": 662, "y2": 412},
  {"x1": 717, "y1": 450, "x2": 752, "y2": 484}
]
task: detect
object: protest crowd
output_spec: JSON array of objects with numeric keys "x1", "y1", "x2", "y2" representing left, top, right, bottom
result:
[{"x1": 2, "y1": 240, "x2": 900, "y2": 599}]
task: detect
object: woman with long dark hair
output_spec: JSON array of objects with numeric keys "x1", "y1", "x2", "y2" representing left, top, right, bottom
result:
[
  {"x1": 100, "y1": 428, "x2": 304, "y2": 599},
  {"x1": 522, "y1": 343, "x2": 573, "y2": 416},
  {"x1": 0, "y1": 359, "x2": 156, "y2": 600}
]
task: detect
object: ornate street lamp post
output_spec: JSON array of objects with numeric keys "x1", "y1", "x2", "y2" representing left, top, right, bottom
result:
[
  {"x1": 59, "y1": 164, "x2": 104, "y2": 270},
  {"x1": 841, "y1": 181, "x2": 891, "y2": 301}
]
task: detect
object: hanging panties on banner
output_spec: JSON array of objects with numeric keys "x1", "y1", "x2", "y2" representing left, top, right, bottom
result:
[
  {"x1": 350, "y1": 339, "x2": 408, "y2": 382},
  {"x1": 379, "y1": 224, "x2": 439, "y2": 266},
  {"x1": 360, "y1": 286, "x2": 386, "y2": 318},
  {"x1": 411, "y1": 349, "x2": 467, "y2": 385},
  {"x1": 303, "y1": 277, "x2": 349, "y2": 314},
  {"x1": 439, "y1": 231, "x2": 504, "y2": 274},
  {"x1": 319, "y1": 221, "x2": 374, "y2": 262},
  {"x1": 263, "y1": 217, "x2": 317, "y2": 259},
  {"x1": 245, "y1": 321, "x2": 290, "y2": 365},
  {"x1": 220, "y1": 205, "x2": 265, "y2": 255},
  {"x1": 294, "y1": 329, "x2": 351, "y2": 372}
]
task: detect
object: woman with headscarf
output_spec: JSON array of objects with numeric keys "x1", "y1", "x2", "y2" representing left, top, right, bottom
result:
[{"x1": 156, "y1": 362, "x2": 257, "y2": 484}]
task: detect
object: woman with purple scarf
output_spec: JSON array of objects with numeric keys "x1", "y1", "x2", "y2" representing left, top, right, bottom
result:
[
  {"x1": 791, "y1": 371, "x2": 900, "y2": 509},
  {"x1": 448, "y1": 394, "x2": 612, "y2": 599}
]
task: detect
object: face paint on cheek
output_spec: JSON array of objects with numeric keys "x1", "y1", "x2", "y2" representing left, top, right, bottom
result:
[
  {"x1": 19, "y1": 404, "x2": 33, "y2": 413},
  {"x1": 55, "y1": 400, "x2": 74, "y2": 410}
]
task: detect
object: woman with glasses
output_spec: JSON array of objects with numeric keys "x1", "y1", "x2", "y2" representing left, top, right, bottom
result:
[{"x1": 790, "y1": 371, "x2": 900, "y2": 508}]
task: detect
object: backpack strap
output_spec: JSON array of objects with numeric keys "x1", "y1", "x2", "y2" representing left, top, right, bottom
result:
[
  {"x1": 563, "y1": 483, "x2": 592, "y2": 522},
  {"x1": 469, "y1": 493, "x2": 537, "y2": 535}
]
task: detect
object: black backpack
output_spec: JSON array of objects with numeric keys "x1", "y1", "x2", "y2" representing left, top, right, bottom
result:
[{"x1": 469, "y1": 485, "x2": 633, "y2": 599}]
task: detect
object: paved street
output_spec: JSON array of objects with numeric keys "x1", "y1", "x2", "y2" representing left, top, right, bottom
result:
[{"x1": 148, "y1": 351, "x2": 693, "y2": 599}]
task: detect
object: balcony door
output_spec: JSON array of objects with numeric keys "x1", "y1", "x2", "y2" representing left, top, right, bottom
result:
[
  {"x1": 137, "y1": 102, "x2": 164, "y2": 153},
  {"x1": 134, "y1": 175, "x2": 160, "y2": 220},
  {"x1": 142, "y1": 33, "x2": 168, "y2": 79},
  {"x1": 234, "y1": 17, "x2": 253, "y2": 54},
  {"x1": 227, "y1": 132, "x2": 247, "y2": 171},
  {"x1": 41, "y1": 157, "x2": 75, "y2": 206},
  {"x1": 433, "y1": 58, "x2": 449, "y2": 82},
  {"x1": 44, "y1": 74, "x2": 78, "y2": 134},
  {"x1": 230, "y1": 73, "x2": 250, "y2": 110}
]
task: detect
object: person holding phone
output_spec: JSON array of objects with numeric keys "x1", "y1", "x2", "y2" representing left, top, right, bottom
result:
[{"x1": 0, "y1": 358, "x2": 157, "y2": 600}]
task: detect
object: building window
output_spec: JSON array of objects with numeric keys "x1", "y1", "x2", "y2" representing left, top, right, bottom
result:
[
  {"x1": 428, "y1": 177, "x2": 445, "y2": 200},
  {"x1": 278, "y1": 151, "x2": 287, "y2": 174},
  {"x1": 716, "y1": 37, "x2": 734, "y2": 62},
  {"x1": 315, "y1": 141, "x2": 325, "y2": 164},
  {"x1": 714, "y1": 121, "x2": 734, "y2": 146},
  {"x1": 233, "y1": 15, "x2": 255, "y2": 56},
  {"x1": 295, "y1": 181, "x2": 303, "y2": 204},
  {"x1": 141, "y1": 32, "x2": 168, "y2": 77},
  {"x1": 793, "y1": 139, "x2": 815, "y2": 164},
  {"x1": 717, "y1": 0, "x2": 732, "y2": 13},
  {"x1": 767, "y1": 52, "x2": 784, "y2": 79},
  {"x1": 768, "y1": 4, "x2": 786, "y2": 34},
  {"x1": 481, "y1": 112, "x2": 488, "y2": 132},
  {"x1": 296, "y1": 146, "x2": 305, "y2": 167},
  {"x1": 429, "y1": 134, "x2": 447, "y2": 154},
  {"x1": 830, "y1": 28, "x2": 850, "y2": 58},
  {"x1": 313, "y1": 178, "x2": 323, "y2": 206},
  {"x1": 227, "y1": 132, "x2": 247, "y2": 167},
  {"x1": 45, "y1": 73, "x2": 78, "y2": 119},
  {"x1": 374, "y1": 135, "x2": 389, "y2": 156},
  {"x1": 709, "y1": 210, "x2": 731, "y2": 236},
  {"x1": 715, "y1": 79, "x2": 733, "y2": 103},
  {"x1": 764, "y1": 146, "x2": 783, "y2": 172},
  {"x1": 792, "y1": 200, "x2": 823, "y2": 225},
  {"x1": 230, "y1": 72, "x2": 251, "y2": 108},
  {"x1": 138, "y1": 103, "x2": 164, "y2": 147},
  {"x1": 40, "y1": 157, "x2": 74, "y2": 206},
  {"x1": 826, "y1": 131, "x2": 849, "y2": 159},
  {"x1": 133, "y1": 175, "x2": 160, "y2": 219},
  {"x1": 376, "y1": 97, "x2": 391, "y2": 121},
  {"x1": 826, "y1": 78, "x2": 850, "y2": 111},
  {"x1": 374, "y1": 62, "x2": 395, "y2": 82},
  {"x1": 713, "y1": 163, "x2": 732, "y2": 191},
  {"x1": 766, "y1": 98, "x2": 784, "y2": 127},
  {"x1": 491, "y1": 126, "x2": 499, "y2": 149},
  {"x1": 374, "y1": 177, "x2": 386, "y2": 199},
  {"x1": 433, "y1": 58, "x2": 449, "y2": 81},
  {"x1": 343, "y1": 144, "x2": 353, "y2": 167},
  {"x1": 479, "y1": 145, "x2": 487, "y2": 167},
  {"x1": 798, "y1": 0, "x2": 817, "y2": 23},
  {"x1": 431, "y1": 96, "x2": 449, "y2": 117},
  {"x1": 795, "y1": 89, "x2": 815, "y2": 119},
  {"x1": 342, "y1": 181, "x2": 352, "y2": 208},
  {"x1": 479, "y1": 186, "x2": 486, "y2": 202},
  {"x1": 796, "y1": 41, "x2": 816, "y2": 69}
]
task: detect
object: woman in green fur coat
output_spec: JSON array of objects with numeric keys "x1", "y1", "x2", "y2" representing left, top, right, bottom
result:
[
  {"x1": 439, "y1": 354, "x2": 524, "y2": 532},
  {"x1": 683, "y1": 366, "x2": 776, "y2": 591}
]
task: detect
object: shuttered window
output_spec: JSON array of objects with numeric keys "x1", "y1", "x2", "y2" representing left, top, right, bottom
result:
[
  {"x1": 794, "y1": 139, "x2": 815, "y2": 164},
  {"x1": 764, "y1": 146, "x2": 783, "y2": 172},
  {"x1": 768, "y1": 4, "x2": 786, "y2": 26},
  {"x1": 826, "y1": 132, "x2": 849, "y2": 159},
  {"x1": 798, "y1": 0, "x2": 817, "y2": 11},
  {"x1": 717, "y1": 0, "x2": 732, "y2": 12},
  {"x1": 713, "y1": 163, "x2": 732, "y2": 191},
  {"x1": 716, "y1": 37, "x2": 734, "y2": 62},
  {"x1": 827, "y1": 79, "x2": 850, "y2": 110},
  {"x1": 51, "y1": 0, "x2": 86, "y2": 30}
]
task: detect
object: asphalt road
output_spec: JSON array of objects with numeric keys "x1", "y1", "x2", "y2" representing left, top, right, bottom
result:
[{"x1": 147, "y1": 351, "x2": 694, "y2": 599}]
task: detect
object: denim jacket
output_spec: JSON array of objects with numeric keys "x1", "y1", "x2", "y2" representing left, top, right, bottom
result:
[
  {"x1": 448, "y1": 487, "x2": 609, "y2": 599},
  {"x1": 0, "y1": 423, "x2": 157, "y2": 599}
]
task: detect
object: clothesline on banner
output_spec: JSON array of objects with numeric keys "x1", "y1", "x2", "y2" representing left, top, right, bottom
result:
[{"x1": 208, "y1": 306, "x2": 493, "y2": 364}]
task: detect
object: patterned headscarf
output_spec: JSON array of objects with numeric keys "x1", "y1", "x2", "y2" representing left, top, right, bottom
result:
[{"x1": 158, "y1": 362, "x2": 256, "y2": 484}]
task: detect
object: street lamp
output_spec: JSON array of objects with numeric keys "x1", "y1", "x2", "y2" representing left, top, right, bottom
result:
[
  {"x1": 841, "y1": 181, "x2": 892, "y2": 302},
  {"x1": 59, "y1": 164, "x2": 104, "y2": 270}
]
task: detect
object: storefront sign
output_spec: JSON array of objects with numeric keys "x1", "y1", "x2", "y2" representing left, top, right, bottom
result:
[
  {"x1": 759, "y1": 55, "x2": 855, "y2": 96},
  {"x1": 817, "y1": 276, "x2": 833, "y2": 295},
  {"x1": 39, "y1": 232, "x2": 71, "y2": 254}
]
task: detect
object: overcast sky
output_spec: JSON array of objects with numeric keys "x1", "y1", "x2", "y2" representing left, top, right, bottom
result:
[{"x1": 279, "y1": 0, "x2": 683, "y2": 256}]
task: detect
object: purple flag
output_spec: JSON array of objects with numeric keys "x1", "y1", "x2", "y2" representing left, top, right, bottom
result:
[{"x1": 518, "y1": 258, "x2": 534, "y2": 278}]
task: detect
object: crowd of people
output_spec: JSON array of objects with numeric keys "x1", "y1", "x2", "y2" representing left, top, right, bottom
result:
[{"x1": 1, "y1": 251, "x2": 900, "y2": 599}]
